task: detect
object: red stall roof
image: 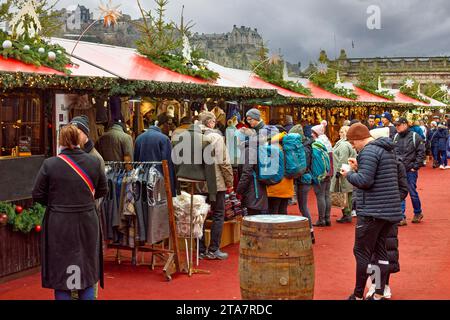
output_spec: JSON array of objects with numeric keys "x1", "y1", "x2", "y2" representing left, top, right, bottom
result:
[
  {"x1": 206, "y1": 61, "x2": 306, "y2": 97},
  {"x1": 52, "y1": 38, "x2": 206, "y2": 83},
  {"x1": 393, "y1": 91, "x2": 429, "y2": 106},
  {"x1": 303, "y1": 81, "x2": 352, "y2": 101},
  {"x1": 0, "y1": 55, "x2": 117, "y2": 78},
  {"x1": 0, "y1": 56, "x2": 66, "y2": 75},
  {"x1": 353, "y1": 86, "x2": 391, "y2": 103}
]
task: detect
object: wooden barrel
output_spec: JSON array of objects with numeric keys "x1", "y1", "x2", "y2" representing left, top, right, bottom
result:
[{"x1": 239, "y1": 215, "x2": 314, "y2": 300}]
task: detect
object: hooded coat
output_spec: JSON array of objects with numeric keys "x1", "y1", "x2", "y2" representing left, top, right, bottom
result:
[
  {"x1": 330, "y1": 138, "x2": 357, "y2": 193},
  {"x1": 346, "y1": 138, "x2": 403, "y2": 222}
]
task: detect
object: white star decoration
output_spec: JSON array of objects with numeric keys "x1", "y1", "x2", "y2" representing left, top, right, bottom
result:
[
  {"x1": 405, "y1": 79, "x2": 414, "y2": 89},
  {"x1": 98, "y1": 0, "x2": 122, "y2": 27},
  {"x1": 316, "y1": 62, "x2": 328, "y2": 74}
]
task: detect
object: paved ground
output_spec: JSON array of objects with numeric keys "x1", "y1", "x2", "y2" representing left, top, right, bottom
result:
[{"x1": 1, "y1": 164, "x2": 449, "y2": 300}]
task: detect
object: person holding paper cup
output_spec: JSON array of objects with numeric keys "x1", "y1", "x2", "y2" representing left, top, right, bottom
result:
[{"x1": 340, "y1": 123, "x2": 403, "y2": 300}]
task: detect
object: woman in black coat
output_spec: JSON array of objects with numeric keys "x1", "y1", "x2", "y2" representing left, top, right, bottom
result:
[
  {"x1": 32, "y1": 124, "x2": 108, "y2": 300},
  {"x1": 236, "y1": 128, "x2": 268, "y2": 215}
]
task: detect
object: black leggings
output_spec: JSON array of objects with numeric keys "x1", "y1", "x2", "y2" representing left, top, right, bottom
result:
[{"x1": 268, "y1": 198, "x2": 289, "y2": 215}]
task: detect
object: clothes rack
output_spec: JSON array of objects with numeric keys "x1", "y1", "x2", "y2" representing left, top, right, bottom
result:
[{"x1": 103, "y1": 160, "x2": 182, "y2": 281}]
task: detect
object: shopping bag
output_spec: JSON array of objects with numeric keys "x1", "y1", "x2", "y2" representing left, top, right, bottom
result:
[{"x1": 331, "y1": 178, "x2": 348, "y2": 209}]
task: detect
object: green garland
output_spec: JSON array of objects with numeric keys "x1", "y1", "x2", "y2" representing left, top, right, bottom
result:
[
  {"x1": 0, "y1": 31, "x2": 71, "y2": 74},
  {"x1": 257, "y1": 74, "x2": 312, "y2": 96},
  {"x1": 400, "y1": 88, "x2": 430, "y2": 104},
  {"x1": 141, "y1": 53, "x2": 220, "y2": 81},
  {"x1": 399, "y1": 79, "x2": 430, "y2": 104},
  {"x1": 358, "y1": 85, "x2": 395, "y2": 100},
  {"x1": 244, "y1": 96, "x2": 421, "y2": 110},
  {"x1": 0, "y1": 71, "x2": 278, "y2": 99},
  {"x1": 0, "y1": 202, "x2": 45, "y2": 233},
  {"x1": 310, "y1": 73, "x2": 358, "y2": 100}
]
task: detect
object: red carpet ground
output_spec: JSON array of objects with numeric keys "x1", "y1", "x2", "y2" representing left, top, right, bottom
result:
[{"x1": 1, "y1": 165, "x2": 449, "y2": 300}]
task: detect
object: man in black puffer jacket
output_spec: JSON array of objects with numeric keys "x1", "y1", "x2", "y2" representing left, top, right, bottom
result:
[
  {"x1": 393, "y1": 117, "x2": 426, "y2": 225},
  {"x1": 341, "y1": 124, "x2": 403, "y2": 300},
  {"x1": 366, "y1": 158, "x2": 409, "y2": 299}
]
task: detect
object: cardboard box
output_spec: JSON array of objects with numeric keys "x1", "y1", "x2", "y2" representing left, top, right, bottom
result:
[{"x1": 204, "y1": 217, "x2": 242, "y2": 248}]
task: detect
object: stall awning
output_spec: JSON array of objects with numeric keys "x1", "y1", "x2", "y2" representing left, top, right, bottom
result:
[
  {"x1": 0, "y1": 54, "x2": 117, "y2": 79},
  {"x1": 206, "y1": 61, "x2": 306, "y2": 97},
  {"x1": 392, "y1": 90, "x2": 429, "y2": 106},
  {"x1": 52, "y1": 38, "x2": 206, "y2": 83},
  {"x1": 0, "y1": 56, "x2": 65, "y2": 75},
  {"x1": 353, "y1": 86, "x2": 391, "y2": 103}
]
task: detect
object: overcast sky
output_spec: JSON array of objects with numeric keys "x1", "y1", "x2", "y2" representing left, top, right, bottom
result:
[{"x1": 47, "y1": 0, "x2": 450, "y2": 66}]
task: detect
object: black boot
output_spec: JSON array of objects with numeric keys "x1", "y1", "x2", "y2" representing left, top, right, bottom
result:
[
  {"x1": 313, "y1": 220, "x2": 326, "y2": 227},
  {"x1": 337, "y1": 215, "x2": 352, "y2": 223},
  {"x1": 310, "y1": 231, "x2": 315, "y2": 244}
]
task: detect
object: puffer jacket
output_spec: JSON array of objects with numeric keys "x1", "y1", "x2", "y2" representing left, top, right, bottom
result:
[
  {"x1": 346, "y1": 137, "x2": 403, "y2": 222},
  {"x1": 436, "y1": 127, "x2": 449, "y2": 151},
  {"x1": 370, "y1": 149, "x2": 408, "y2": 274},
  {"x1": 393, "y1": 129, "x2": 426, "y2": 172}
]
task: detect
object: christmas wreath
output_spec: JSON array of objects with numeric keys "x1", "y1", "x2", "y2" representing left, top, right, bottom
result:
[{"x1": 0, "y1": 202, "x2": 45, "y2": 233}]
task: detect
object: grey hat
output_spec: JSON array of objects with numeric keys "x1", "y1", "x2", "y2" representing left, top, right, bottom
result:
[
  {"x1": 246, "y1": 108, "x2": 261, "y2": 121},
  {"x1": 70, "y1": 115, "x2": 90, "y2": 137},
  {"x1": 198, "y1": 111, "x2": 216, "y2": 125}
]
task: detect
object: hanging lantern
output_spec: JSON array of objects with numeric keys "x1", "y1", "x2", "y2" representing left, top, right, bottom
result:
[{"x1": 2, "y1": 40, "x2": 12, "y2": 49}]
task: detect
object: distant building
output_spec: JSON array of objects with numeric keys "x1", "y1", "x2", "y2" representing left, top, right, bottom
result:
[
  {"x1": 64, "y1": 5, "x2": 91, "y2": 31},
  {"x1": 191, "y1": 25, "x2": 264, "y2": 70},
  {"x1": 331, "y1": 49, "x2": 450, "y2": 88}
]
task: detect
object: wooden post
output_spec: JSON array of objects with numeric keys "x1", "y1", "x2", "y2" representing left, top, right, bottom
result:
[{"x1": 162, "y1": 160, "x2": 181, "y2": 273}]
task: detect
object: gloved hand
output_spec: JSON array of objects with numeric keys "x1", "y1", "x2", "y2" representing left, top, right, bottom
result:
[{"x1": 335, "y1": 172, "x2": 342, "y2": 179}]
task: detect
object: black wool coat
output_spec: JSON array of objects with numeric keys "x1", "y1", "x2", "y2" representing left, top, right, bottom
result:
[
  {"x1": 32, "y1": 148, "x2": 108, "y2": 291},
  {"x1": 236, "y1": 140, "x2": 268, "y2": 212}
]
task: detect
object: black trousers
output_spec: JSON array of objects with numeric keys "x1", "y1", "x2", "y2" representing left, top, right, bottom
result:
[
  {"x1": 268, "y1": 198, "x2": 289, "y2": 215},
  {"x1": 199, "y1": 191, "x2": 226, "y2": 253},
  {"x1": 353, "y1": 216, "x2": 394, "y2": 298}
]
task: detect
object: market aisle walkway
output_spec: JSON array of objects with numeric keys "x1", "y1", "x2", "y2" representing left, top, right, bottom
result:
[{"x1": 1, "y1": 165, "x2": 450, "y2": 300}]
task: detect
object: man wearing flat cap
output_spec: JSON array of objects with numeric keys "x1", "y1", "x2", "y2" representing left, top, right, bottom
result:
[{"x1": 392, "y1": 117, "x2": 426, "y2": 226}]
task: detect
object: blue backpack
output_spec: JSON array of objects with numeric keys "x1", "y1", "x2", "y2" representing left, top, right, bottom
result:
[
  {"x1": 258, "y1": 141, "x2": 285, "y2": 185},
  {"x1": 311, "y1": 141, "x2": 330, "y2": 184},
  {"x1": 283, "y1": 133, "x2": 307, "y2": 178}
]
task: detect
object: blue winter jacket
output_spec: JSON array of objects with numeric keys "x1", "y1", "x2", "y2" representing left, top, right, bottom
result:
[
  {"x1": 436, "y1": 127, "x2": 449, "y2": 151},
  {"x1": 346, "y1": 137, "x2": 403, "y2": 222},
  {"x1": 134, "y1": 126, "x2": 176, "y2": 196}
]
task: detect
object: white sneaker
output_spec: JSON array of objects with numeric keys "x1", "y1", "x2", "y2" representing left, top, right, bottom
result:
[
  {"x1": 440, "y1": 165, "x2": 445, "y2": 169},
  {"x1": 365, "y1": 284, "x2": 392, "y2": 299},
  {"x1": 351, "y1": 210, "x2": 357, "y2": 217},
  {"x1": 445, "y1": 166, "x2": 450, "y2": 170},
  {"x1": 384, "y1": 285, "x2": 392, "y2": 299},
  {"x1": 365, "y1": 284, "x2": 376, "y2": 299}
]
